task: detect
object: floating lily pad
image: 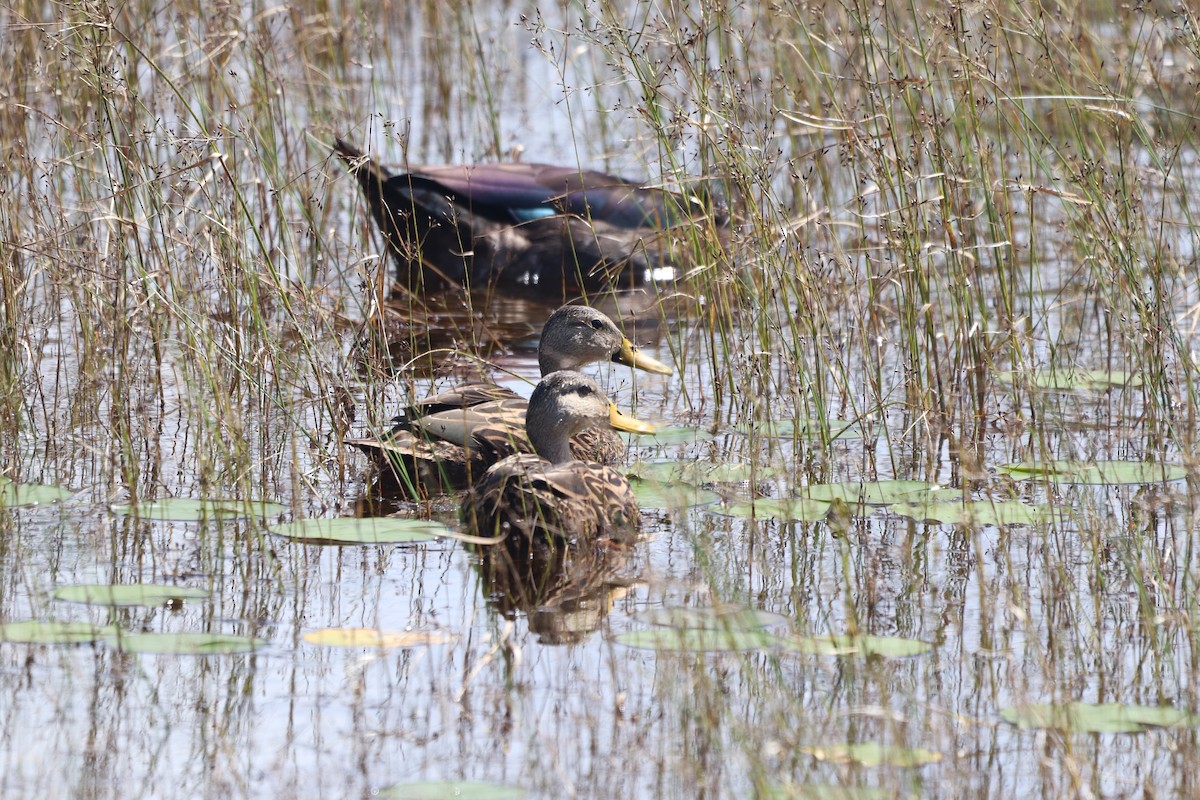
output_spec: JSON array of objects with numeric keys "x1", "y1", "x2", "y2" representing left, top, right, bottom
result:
[
  {"x1": 1000, "y1": 702, "x2": 1198, "y2": 733},
  {"x1": 803, "y1": 481, "x2": 956, "y2": 506},
  {"x1": 112, "y1": 498, "x2": 287, "y2": 521},
  {"x1": 636, "y1": 606, "x2": 788, "y2": 631},
  {"x1": 998, "y1": 369, "x2": 1142, "y2": 390},
  {"x1": 998, "y1": 460, "x2": 1186, "y2": 485},
  {"x1": 740, "y1": 418, "x2": 875, "y2": 441},
  {"x1": 377, "y1": 782, "x2": 527, "y2": 800},
  {"x1": 781, "y1": 634, "x2": 932, "y2": 658},
  {"x1": 270, "y1": 517, "x2": 450, "y2": 545},
  {"x1": 614, "y1": 627, "x2": 778, "y2": 652},
  {"x1": 801, "y1": 742, "x2": 942, "y2": 767},
  {"x1": 0, "y1": 620, "x2": 117, "y2": 644},
  {"x1": 625, "y1": 426, "x2": 716, "y2": 446},
  {"x1": 302, "y1": 628, "x2": 453, "y2": 648},
  {"x1": 53, "y1": 583, "x2": 210, "y2": 608},
  {"x1": 764, "y1": 785, "x2": 893, "y2": 800},
  {"x1": 0, "y1": 479, "x2": 71, "y2": 507},
  {"x1": 629, "y1": 478, "x2": 721, "y2": 510},
  {"x1": 104, "y1": 632, "x2": 266, "y2": 655},
  {"x1": 891, "y1": 500, "x2": 1053, "y2": 527},
  {"x1": 633, "y1": 460, "x2": 779, "y2": 484},
  {"x1": 709, "y1": 497, "x2": 832, "y2": 522}
]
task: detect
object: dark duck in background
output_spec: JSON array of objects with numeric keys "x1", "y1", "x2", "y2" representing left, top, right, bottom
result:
[{"x1": 334, "y1": 139, "x2": 725, "y2": 297}]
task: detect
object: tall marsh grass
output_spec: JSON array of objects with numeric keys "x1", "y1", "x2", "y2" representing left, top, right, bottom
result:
[
  {"x1": 2, "y1": 0, "x2": 1199, "y2": 796},
  {"x1": 599, "y1": 0, "x2": 1200, "y2": 477}
]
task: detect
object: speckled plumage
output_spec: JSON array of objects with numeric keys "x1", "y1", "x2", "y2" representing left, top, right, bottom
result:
[
  {"x1": 347, "y1": 306, "x2": 670, "y2": 496},
  {"x1": 461, "y1": 371, "x2": 652, "y2": 546},
  {"x1": 463, "y1": 453, "x2": 639, "y2": 545}
]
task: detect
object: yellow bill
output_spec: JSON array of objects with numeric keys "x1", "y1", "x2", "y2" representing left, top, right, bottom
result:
[
  {"x1": 608, "y1": 403, "x2": 656, "y2": 435},
  {"x1": 613, "y1": 338, "x2": 673, "y2": 376}
]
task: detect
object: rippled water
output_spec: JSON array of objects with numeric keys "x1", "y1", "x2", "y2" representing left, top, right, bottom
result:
[
  {"x1": 3, "y1": 2, "x2": 1200, "y2": 798},
  {"x1": 4, "y1": 298, "x2": 1194, "y2": 797}
]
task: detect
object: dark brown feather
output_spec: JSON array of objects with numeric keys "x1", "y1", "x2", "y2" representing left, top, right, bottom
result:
[{"x1": 462, "y1": 454, "x2": 639, "y2": 547}]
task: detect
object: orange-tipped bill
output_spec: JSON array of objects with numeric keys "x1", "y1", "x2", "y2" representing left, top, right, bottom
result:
[
  {"x1": 608, "y1": 403, "x2": 656, "y2": 435},
  {"x1": 614, "y1": 338, "x2": 673, "y2": 376}
]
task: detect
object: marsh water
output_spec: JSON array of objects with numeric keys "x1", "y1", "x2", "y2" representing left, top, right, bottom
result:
[{"x1": 3, "y1": 2, "x2": 1200, "y2": 798}]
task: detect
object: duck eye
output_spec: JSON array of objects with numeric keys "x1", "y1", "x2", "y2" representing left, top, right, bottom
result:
[
  {"x1": 589, "y1": 318, "x2": 604, "y2": 330},
  {"x1": 576, "y1": 385, "x2": 593, "y2": 396}
]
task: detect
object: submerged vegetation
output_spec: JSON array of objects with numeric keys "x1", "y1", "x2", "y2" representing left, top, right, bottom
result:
[{"x1": 1, "y1": 0, "x2": 1200, "y2": 796}]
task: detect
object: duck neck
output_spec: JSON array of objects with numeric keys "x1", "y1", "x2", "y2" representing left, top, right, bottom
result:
[
  {"x1": 538, "y1": 350, "x2": 578, "y2": 375},
  {"x1": 528, "y1": 418, "x2": 577, "y2": 464}
]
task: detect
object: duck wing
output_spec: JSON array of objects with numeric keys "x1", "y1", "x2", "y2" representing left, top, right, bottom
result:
[
  {"x1": 478, "y1": 215, "x2": 672, "y2": 292},
  {"x1": 399, "y1": 383, "x2": 522, "y2": 420},
  {"x1": 345, "y1": 430, "x2": 483, "y2": 496},
  {"x1": 407, "y1": 163, "x2": 679, "y2": 229},
  {"x1": 345, "y1": 378, "x2": 523, "y2": 494}
]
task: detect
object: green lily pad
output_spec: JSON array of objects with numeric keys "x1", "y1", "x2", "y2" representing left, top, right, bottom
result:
[
  {"x1": 0, "y1": 620, "x2": 117, "y2": 644},
  {"x1": 709, "y1": 497, "x2": 832, "y2": 522},
  {"x1": 1000, "y1": 702, "x2": 1198, "y2": 732},
  {"x1": 998, "y1": 460, "x2": 1186, "y2": 485},
  {"x1": 52, "y1": 583, "x2": 210, "y2": 608},
  {"x1": 632, "y1": 460, "x2": 779, "y2": 484},
  {"x1": 802, "y1": 480, "x2": 956, "y2": 506},
  {"x1": 625, "y1": 426, "x2": 716, "y2": 446},
  {"x1": 891, "y1": 499, "x2": 1053, "y2": 526},
  {"x1": 302, "y1": 628, "x2": 453, "y2": 648},
  {"x1": 764, "y1": 785, "x2": 893, "y2": 800},
  {"x1": 614, "y1": 627, "x2": 778, "y2": 652},
  {"x1": 270, "y1": 517, "x2": 450, "y2": 544},
  {"x1": 998, "y1": 369, "x2": 1142, "y2": 390},
  {"x1": 636, "y1": 606, "x2": 788, "y2": 631},
  {"x1": 739, "y1": 417, "x2": 875, "y2": 441},
  {"x1": 629, "y1": 478, "x2": 721, "y2": 510},
  {"x1": 801, "y1": 742, "x2": 942, "y2": 767},
  {"x1": 377, "y1": 782, "x2": 527, "y2": 800},
  {"x1": 781, "y1": 634, "x2": 932, "y2": 658},
  {"x1": 112, "y1": 498, "x2": 287, "y2": 521},
  {"x1": 0, "y1": 478, "x2": 71, "y2": 507},
  {"x1": 104, "y1": 632, "x2": 266, "y2": 655}
]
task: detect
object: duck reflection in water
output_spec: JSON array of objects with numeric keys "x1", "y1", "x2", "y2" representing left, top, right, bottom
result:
[{"x1": 474, "y1": 536, "x2": 635, "y2": 646}]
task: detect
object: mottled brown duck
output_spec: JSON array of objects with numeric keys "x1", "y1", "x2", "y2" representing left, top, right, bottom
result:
[
  {"x1": 347, "y1": 305, "x2": 670, "y2": 496},
  {"x1": 461, "y1": 370, "x2": 653, "y2": 546}
]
